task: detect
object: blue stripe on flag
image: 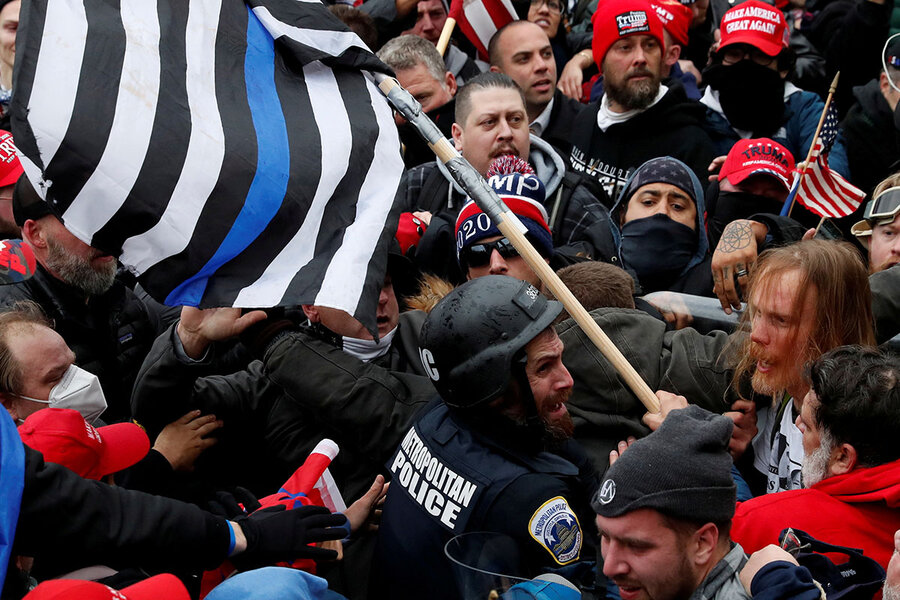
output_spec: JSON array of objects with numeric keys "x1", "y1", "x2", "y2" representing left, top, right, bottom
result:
[{"x1": 165, "y1": 6, "x2": 290, "y2": 305}]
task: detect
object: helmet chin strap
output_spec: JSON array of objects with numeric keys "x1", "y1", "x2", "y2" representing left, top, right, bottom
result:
[
  {"x1": 510, "y1": 357, "x2": 545, "y2": 442},
  {"x1": 883, "y1": 33, "x2": 900, "y2": 94}
]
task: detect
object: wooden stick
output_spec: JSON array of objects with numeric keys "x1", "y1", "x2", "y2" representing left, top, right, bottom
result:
[
  {"x1": 813, "y1": 215, "x2": 826, "y2": 237},
  {"x1": 435, "y1": 17, "x2": 457, "y2": 56},
  {"x1": 376, "y1": 75, "x2": 661, "y2": 413},
  {"x1": 786, "y1": 72, "x2": 840, "y2": 218}
]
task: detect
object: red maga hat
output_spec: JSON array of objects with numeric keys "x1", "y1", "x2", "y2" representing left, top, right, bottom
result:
[
  {"x1": 649, "y1": 0, "x2": 692, "y2": 46},
  {"x1": 24, "y1": 574, "x2": 190, "y2": 600},
  {"x1": 718, "y1": 0, "x2": 788, "y2": 58},
  {"x1": 719, "y1": 138, "x2": 795, "y2": 190},
  {"x1": 18, "y1": 408, "x2": 149, "y2": 480},
  {"x1": 0, "y1": 130, "x2": 23, "y2": 188}
]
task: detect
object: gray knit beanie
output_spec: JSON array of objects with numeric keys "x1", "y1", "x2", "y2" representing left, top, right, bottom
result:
[{"x1": 592, "y1": 405, "x2": 737, "y2": 524}]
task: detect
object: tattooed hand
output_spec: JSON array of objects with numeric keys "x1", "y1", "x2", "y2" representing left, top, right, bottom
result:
[{"x1": 711, "y1": 219, "x2": 767, "y2": 314}]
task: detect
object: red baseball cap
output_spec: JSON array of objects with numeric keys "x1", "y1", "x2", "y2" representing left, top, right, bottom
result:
[
  {"x1": 0, "y1": 130, "x2": 23, "y2": 188},
  {"x1": 592, "y1": 0, "x2": 665, "y2": 67},
  {"x1": 649, "y1": 0, "x2": 692, "y2": 46},
  {"x1": 24, "y1": 574, "x2": 190, "y2": 600},
  {"x1": 718, "y1": 0, "x2": 789, "y2": 58},
  {"x1": 18, "y1": 408, "x2": 150, "y2": 480},
  {"x1": 718, "y1": 138, "x2": 795, "y2": 190}
]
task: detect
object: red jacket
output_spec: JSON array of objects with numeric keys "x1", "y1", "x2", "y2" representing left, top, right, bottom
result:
[{"x1": 732, "y1": 459, "x2": 900, "y2": 568}]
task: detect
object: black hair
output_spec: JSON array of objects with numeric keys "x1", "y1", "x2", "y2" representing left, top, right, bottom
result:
[{"x1": 807, "y1": 345, "x2": 900, "y2": 468}]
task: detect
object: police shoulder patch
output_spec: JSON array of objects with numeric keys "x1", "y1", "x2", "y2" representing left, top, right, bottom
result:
[{"x1": 528, "y1": 496, "x2": 582, "y2": 565}]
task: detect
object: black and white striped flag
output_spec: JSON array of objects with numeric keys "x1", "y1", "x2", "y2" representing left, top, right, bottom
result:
[{"x1": 10, "y1": 0, "x2": 404, "y2": 334}]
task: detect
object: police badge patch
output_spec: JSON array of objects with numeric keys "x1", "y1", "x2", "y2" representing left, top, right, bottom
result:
[{"x1": 528, "y1": 496, "x2": 582, "y2": 565}]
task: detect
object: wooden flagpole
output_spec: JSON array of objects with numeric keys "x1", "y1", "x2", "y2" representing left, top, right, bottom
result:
[
  {"x1": 436, "y1": 17, "x2": 457, "y2": 56},
  {"x1": 786, "y1": 71, "x2": 840, "y2": 218},
  {"x1": 376, "y1": 74, "x2": 661, "y2": 413}
]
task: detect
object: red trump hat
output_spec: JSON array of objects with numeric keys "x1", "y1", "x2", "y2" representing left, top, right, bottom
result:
[
  {"x1": 719, "y1": 138, "x2": 795, "y2": 190},
  {"x1": 718, "y1": 0, "x2": 789, "y2": 57},
  {"x1": 19, "y1": 408, "x2": 150, "y2": 480}
]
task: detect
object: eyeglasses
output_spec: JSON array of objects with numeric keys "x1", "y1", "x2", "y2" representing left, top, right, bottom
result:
[
  {"x1": 460, "y1": 237, "x2": 520, "y2": 269},
  {"x1": 530, "y1": 0, "x2": 563, "y2": 14},
  {"x1": 865, "y1": 186, "x2": 900, "y2": 224},
  {"x1": 720, "y1": 46, "x2": 778, "y2": 67}
]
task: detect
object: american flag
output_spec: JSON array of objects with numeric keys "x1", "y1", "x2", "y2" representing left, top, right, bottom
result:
[
  {"x1": 449, "y1": 0, "x2": 518, "y2": 61},
  {"x1": 10, "y1": 0, "x2": 404, "y2": 336},
  {"x1": 795, "y1": 104, "x2": 865, "y2": 219}
]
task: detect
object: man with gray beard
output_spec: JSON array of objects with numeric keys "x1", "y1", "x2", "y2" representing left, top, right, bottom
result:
[
  {"x1": 0, "y1": 177, "x2": 163, "y2": 422},
  {"x1": 729, "y1": 345, "x2": 900, "y2": 572},
  {"x1": 884, "y1": 530, "x2": 900, "y2": 600},
  {"x1": 567, "y1": 0, "x2": 715, "y2": 200}
]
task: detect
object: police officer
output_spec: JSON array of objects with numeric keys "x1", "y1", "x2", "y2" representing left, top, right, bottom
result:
[{"x1": 372, "y1": 275, "x2": 599, "y2": 598}]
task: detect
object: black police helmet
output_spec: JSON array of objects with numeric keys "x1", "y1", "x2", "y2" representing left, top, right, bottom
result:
[{"x1": 418, "y1": 275, "x2": 561, "y2": 409}]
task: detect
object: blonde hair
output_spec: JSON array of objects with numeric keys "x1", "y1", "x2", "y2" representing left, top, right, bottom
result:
[{"x1": 730, "y1": 240, "x2": 875, "y2": 392}]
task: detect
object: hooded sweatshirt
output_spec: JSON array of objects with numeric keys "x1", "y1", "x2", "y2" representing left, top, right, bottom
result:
[
  {"x1": 400, "y1": 135, "x2": 611, "y2": 282},
  {"x1": 607, "y1": 157, "x2": 713, "y2": 296},
  {"x1": 731, "y1": 458, "x2": 900, "y2": 569},
  {"x1": 568, "y1": 81, "x2": 716, "y2": 202}
]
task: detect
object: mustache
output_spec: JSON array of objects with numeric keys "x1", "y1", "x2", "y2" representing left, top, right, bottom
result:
[
  {"x1": 626, "y1": 67, "x2": 654, "y2": 79},
  {"x1": 748, "y1": 342, "x2": 773, "y2": 365},
  {"x1": 540, "y1": 387, "x2": 572, "y2": 414},
  {"x1": 490, "y1": 148, "x2": 519, "y2": 159}
]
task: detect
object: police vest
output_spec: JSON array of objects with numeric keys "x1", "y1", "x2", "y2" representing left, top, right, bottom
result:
[{"x1": 374, "y1": 400, "x2": 584, "y2": 599}]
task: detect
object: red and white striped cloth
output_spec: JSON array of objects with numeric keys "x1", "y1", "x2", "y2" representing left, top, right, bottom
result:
[
  {"x1": 795, "y1": 138, "x2": 865, "y2": 219},
  {"x1": 795, "y1": 104, "x2": 865, "y2": 219},
  {"x1": 448, "y1": 0, "x2": 518, "y2": 60}
]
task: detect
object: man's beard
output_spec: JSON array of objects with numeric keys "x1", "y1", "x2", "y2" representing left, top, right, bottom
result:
[
  {"x1": 871, "y1": 257, "x2": 899, "y2": 275},
  {"x1": 884, "y1": 584, "x2": 900, "y2": 600},
  {"x1": 45, "y1": 236, "x2": 117, "y2": 296},
  {"x1": 540, "y1": 388, "x2": 574, "y2": 442},
  {"x1": 749, "y1": 341, "x2": 811, "y2": 397},
  {"x1": 801, "y1": 429, "x2": 834, "y2": 488},
  {"x1": 605, "y1": 67, "x2": 661, "y2": 111}
]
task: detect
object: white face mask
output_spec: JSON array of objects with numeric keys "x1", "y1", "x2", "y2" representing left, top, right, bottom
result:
[
  {"x1": 17, "y1": 365, "x2": 108, "y2": 424},
  {"x1": 342, "y1": 327, "x2": 397, "y2": 363}
]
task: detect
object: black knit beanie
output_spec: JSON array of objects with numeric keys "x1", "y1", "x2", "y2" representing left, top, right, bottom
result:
[
  {"x1": 620, "y1": 157, "x2": 697, "y2": 208},
  {"x1": 592, "y1": 405, "x2": 736, "y2": 524}
]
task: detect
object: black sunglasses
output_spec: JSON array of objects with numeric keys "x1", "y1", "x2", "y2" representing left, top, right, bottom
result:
[{"x1": 460, "y1": 237, "x2": 520, "y2": 269}]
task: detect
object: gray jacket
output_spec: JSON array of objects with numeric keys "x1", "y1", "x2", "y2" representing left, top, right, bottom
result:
[
  {"x1": 871, "y1": 265, "x2": 900, "y2": 345},
  {"x1": 557, "y1": 307, "x2": 735, "y2": 473},
  {"x1": 689, "y1": 543, "x2": 751, "y2": 600}
]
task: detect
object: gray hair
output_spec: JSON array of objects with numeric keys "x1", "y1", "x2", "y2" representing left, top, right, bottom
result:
[{"x1": 377, "y1": 35, "x2": 448, "y2": 84}]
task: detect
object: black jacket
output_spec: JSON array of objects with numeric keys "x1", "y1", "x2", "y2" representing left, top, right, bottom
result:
[
  {"x1": 540, "y1": 88, "x2": 587, "y2": 158},
  {"x1": 569, "y1": 83, "x2": 716, "y2": 201},
  {"x1": 399, "y1": 98, "x2": 456, "y2": 170},
  {"x1": 131, "y1": 312, "x2": 433, "y2": 502},
  {"x1": 0, "y1": 264, "x2": 163, "y2": 422},
  {"x1": 14, "y1": 446, "x2": 228, "y2": 580},
  {"x1": 842, "y1": 80, "x2": 900, "y2": 199}
]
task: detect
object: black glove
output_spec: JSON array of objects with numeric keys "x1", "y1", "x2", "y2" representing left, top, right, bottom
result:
[
  {"x1": 232, "y1": 505, "x2": 348, "y2": 569},
  {"x1": 206, "y1": 487, "x2": 262, "y2": 519}
]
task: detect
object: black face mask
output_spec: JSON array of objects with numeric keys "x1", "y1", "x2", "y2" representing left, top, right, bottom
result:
[
  {"x1": 893, "y1": 99, "x2": 900, "y2": 131},
  {"x1": 620, "y1": 214, "x2": 697, "y2": 291},
  {"x1": 705, "y1": 61, "x2": 785, "y2": 136},
  {"x1": 706, "y1": 182, "x2": 785, "y2": 248}
]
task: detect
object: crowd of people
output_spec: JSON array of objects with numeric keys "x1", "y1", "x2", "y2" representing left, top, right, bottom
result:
[{"x1": 0, "y1": 0, "x2": 898, "y2": 597}]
